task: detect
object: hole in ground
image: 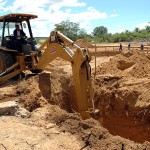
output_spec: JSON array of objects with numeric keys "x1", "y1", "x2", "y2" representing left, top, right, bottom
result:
[
  {"x1": 98, "y1": 109, "x2": 150, "y2": 143},
  {"x1": 38, "y1": 72, "x2": 150, "y2": 143},
  {"x1": 93, "y1": 75, "x2": 150, "y2": 143}
]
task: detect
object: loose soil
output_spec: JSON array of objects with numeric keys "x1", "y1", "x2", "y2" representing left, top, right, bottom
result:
[{"x1": 0, "y1": 44, "x2": 150, "y2": 149}]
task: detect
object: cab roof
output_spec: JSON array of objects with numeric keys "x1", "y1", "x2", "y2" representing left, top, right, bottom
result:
[{"x1": 0, "y1": 13, "x2": 38, "y2": 22}]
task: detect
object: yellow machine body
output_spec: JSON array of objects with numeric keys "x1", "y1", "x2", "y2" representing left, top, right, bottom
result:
[{"x1": 0, "y1": 13, "x2": 96, "y2": 119}]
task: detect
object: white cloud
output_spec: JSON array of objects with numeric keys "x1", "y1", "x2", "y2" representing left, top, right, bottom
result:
[
  {"x1": 109, "y1": 22, "x2": 150, "y2": 34},
  {"x1": 110, "y1": 13, "x2": 119, "y2": 17},
  {"x1": 79, "y1": 21, "x2": 93, "y2": 34},
  {"x1": 136, "y1": 22, "x2": 149, "y2": 29},
  {"x1": 109, "y1": 25, "x2": 125, "y2": 34},
  {"x1": 58, "y1": 0, "x2": 86, "y2": 7},
  {"x1": 82, "y1": 7, "x2": 108, "y2": 19},
  {"x1": 69, "y1": 10, "x2": 107, "y2": 23},
  {"x1": 0, "y1": 0, "x2": 7, "y2": 11},
  {"x1": 65, "y1": 9, "x2": 71, "y2": 13},
  {"x1": 113, "y1": 9, "x2": 119, "y2": 12},
  {"x1": 12, "y1": 0, "x2": 55, "y2": 10},
  {"x1": 0, "y1": 0, "x2": 108, "y2": 36}
]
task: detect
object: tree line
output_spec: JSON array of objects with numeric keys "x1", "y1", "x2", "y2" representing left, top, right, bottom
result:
[{"x1": 54, "y1": 20, "x2": 150, "y2": 43}]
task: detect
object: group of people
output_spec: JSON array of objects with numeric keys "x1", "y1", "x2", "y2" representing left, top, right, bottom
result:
[
  {"x1": 119, "y1": 43, "x2": 130, "y2": 51},
  {"x1": 119, "y1": 43, "x2": 144, "y2": 51},
  {"x1": 13, "y1": 24, "x2": 27, "y2": 52}
]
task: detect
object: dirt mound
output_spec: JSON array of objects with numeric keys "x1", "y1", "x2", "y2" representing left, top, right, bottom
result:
[
  {"x1": 75, "y1": 39, "x2": 94, "y2": 48},
  {"x1": 96, "y1": 49, "x2": 150, "y2": 78},
  {"x1": 13, "y1": 72, "x2": 72, "y2": 113},
  {"x1": 91, "y1": 49, "x2": 150, "y2": 143},
  {"x1": 116, "y1": 59, "x2": 135, "y2": 70},
  {"x1": 45, "y1": 105, "x2": 150, "y2": 150},
  {"x1": 15, "y1": 75, "x2": 48, "y2": 111}
]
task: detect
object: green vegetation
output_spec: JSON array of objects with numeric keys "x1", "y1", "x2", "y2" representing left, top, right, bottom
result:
[
  {"x1": 54, "y1": 21, "x2": 150, "y2": 43},
  {"x1": 36, "y1": 37, "x2": 47, "y2": 44},
  {"x1": 36, "y1": 21, "x2": 150, "y2": 44},
  {"x1": 54, "y1": 20, "x2": 92, "y2": 42}
]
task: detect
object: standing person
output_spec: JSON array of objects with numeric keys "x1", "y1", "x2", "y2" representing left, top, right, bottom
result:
[
  {"x1": 141, "y1": 44, "x2": 144, "y2": 51},
  {"x1": 119, "y1": 43, "x2": 122, "y2": 51},
  {"x1": 128, "y1": 43, "x2": 131, "y2": 50},
  {"x1": 13, "y1": 24, "x2": 26, "y2": 52}
]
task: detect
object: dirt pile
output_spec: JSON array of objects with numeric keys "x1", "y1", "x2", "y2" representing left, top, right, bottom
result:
[
  {"x1": 12, "y1": 75, "x2": 48, "y2": 112},
  {"x1": 75, "y1": 39, "x2": 94, "y2": 48},
  {"x1": 96, "y1": 49, "x2": 150, "y2": 78},
  {"x1": 15, "y1": 70, "x2": 149, "y2": 145},
  {"x1": 0, "y1": 72, "x2": 68, "y2": 112},
  {"x1": 1, "y1": 48, "x2": 150, "y2": 149},
  {"x1": 44, "y1": 105, "x2": 150, "y2": 150},
  {"x1": 92, "y1": 49, "x2": 150, "y2": 143},
  {"x1": 11, "y1": 72, "x2": 72, "y2": 113}
]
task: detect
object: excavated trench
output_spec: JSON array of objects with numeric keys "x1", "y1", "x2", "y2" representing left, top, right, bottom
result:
[
  {"x1": 38, "y1": 72, "x2": 150, "y2": 144},
  {"x1": 93, "y1": 76, "x2": 150, "y2": 143},
  {"x1": 100, "y1": 107, "x2": 150, "y2": 143}
]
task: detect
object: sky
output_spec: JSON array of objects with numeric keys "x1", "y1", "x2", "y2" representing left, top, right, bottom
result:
[{"x1": 0, "y1": 0, "x2": 150, "y2": 37}]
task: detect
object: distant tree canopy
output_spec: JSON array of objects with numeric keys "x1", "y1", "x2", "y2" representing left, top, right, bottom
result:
[
  {"x1": 92, "y1": 26, "x2": 108, "y2": 36},
  {"x1": 134, "y1": 27, "x2": 140, "y2": 33},
  {"x1": 54, "y1": 20, "x2": 80, "y2": 41},
  {"x1": 54, "y1": 20, "x2": 92, "y2": 41},
  {"x1": 54, "y1": 20, "x2": 150, "y2": 43},
  {"x1": 145, "y1": 25, "x2": 150, "y2": 32}
]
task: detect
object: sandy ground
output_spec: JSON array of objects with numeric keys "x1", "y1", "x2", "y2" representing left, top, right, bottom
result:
[{"x1": 0, "y1": 43, "x2": 150, "y2": 149}]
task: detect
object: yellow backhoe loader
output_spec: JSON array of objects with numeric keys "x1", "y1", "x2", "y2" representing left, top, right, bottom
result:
[{"x1": 0, "y1": 13, "x2": 98, "y2": 119}]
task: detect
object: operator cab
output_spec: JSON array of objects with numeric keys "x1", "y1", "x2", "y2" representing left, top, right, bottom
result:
[{"x1": 0, "y1": 13, "x2": 38, "y2": 54}]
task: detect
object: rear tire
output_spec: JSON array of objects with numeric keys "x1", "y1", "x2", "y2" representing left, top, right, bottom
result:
[{"x1": 0, "y1": 50, "x2": 15, "y2": 73}]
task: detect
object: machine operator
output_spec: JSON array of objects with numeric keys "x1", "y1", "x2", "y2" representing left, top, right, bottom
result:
[{"x1": 13, "y1": 24, "x2": 27, "y2": 52}]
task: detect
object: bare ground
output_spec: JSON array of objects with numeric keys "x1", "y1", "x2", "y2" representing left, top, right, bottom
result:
[{"x1": 0, "y1": 47, "x2": 150, "y2": 150}]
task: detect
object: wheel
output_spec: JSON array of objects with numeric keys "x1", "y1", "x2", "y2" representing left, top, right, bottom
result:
[
  {"x1": 30, "y1": 69, "x2": 43, "y2": 74},
  {"x1": 0, "y1": 50, "x2": 15, "y2": 73}
]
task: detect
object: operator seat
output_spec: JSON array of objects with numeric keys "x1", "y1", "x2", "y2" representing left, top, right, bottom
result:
[{"x1": 3, "y1": 36, "x2": 15, "y2": 49}]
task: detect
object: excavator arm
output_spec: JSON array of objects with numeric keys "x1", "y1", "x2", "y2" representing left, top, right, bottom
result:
[
  {"x1": 36, "y1": 31, "x2": 96, "y2": 119},
  {"x1": 0, "y1": 31, "x2": 98, "y2": 119}
]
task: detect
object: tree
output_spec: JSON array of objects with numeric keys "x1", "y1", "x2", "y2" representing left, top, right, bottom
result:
[
  {"x1": 134, "y1": 27, "x2": 140, "y2": 33},
  {"x1": 54, "y1": 20, "x2": 80, "y2": 41},
  {"x1": 125, "y1": 30, "x2": 129, "y2": 33},
  {"x1": 145, "y1": 25, "x2": 150, "y2": 32},
  {"x1": 77, "y1": 29, "x2": 89, "y2": 39},
  {"x1": 92, "y1": 26, "x2": 108, "y2": 36}
]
